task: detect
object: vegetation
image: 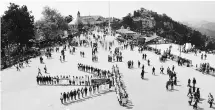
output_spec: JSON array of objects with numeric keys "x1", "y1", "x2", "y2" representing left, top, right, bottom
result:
[
  {"x1": 111, "y1": 8, "x2": 215, "y2": 50},
  {"x1": 1, "y1": 3, "x2": 35, "y2": 49},
  {"x1": 35, "y1": 6, "x2": 69, "y2": 40}
]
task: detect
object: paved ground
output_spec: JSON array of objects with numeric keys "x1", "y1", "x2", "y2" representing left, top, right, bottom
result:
[{"x1": 1, "y1": 33, "x2": 215, "y2": 110}]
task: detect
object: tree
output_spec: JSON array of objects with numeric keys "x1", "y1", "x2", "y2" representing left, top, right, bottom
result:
[
  {"x1": 77, "y1": 21, "x2": 84, "y2": 32},
  {"x1": 122, "y1": 15, "x2": 134, "y2": 30},
  {"x1": 35, "y1": 6, "x2": 69, "y2": 40},
  {"x1": 206, "y1": 41, "x2": 215, "y2": 50},
  {"x1": 65, "y1": 15, "x2": 73, "y2": 23},
  {"x1": 1, "y1": 3, "x2": 35, "y2": 47}
]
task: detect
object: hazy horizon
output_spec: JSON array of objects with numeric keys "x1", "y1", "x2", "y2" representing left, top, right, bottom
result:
[{"x1": 1, "y1": 1, "x2": 215, "y2": 23}]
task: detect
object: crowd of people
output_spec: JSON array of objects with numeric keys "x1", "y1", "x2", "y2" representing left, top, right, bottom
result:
[
  {"x1": 186, "y1": 77, "x2": 214, "y2": 109},
  {"x1": 198, "y1": 63, "x2": 215, "y2": 74},
  {"x1": 32, "y1": 28, "x2": 215, "y2": 109},
  {"x1": 15, "y1": 59, "x2": 30, "y2": 71}
]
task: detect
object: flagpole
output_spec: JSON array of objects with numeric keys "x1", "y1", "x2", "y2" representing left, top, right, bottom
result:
[{"x1": 109, "y1": 1, "x2": 111, "y2": 35}]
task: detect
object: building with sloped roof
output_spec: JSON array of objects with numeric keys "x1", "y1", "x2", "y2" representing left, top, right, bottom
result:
[{"x1": 69, "y1": 11, "x2": 105, "y2": 27}]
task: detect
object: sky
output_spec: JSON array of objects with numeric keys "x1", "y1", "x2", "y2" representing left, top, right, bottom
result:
[{"x1": 1, "y1": 1, "x2": 215, "y2": 23}]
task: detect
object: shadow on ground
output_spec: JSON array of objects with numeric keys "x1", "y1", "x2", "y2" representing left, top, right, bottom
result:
[{"x1": 63, "y1": 90, "x2": 115, "y2": 106}]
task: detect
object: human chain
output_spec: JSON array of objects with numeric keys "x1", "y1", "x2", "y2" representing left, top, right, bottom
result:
[
  {"x1": 60, "y1": 81, "x2": 114, "y2": 104},
  {"x1": 77, "y1": 63, "x2": 113, "y2": 78},
  {"x1": 113, "y1": 65, "x2": 132, "y2": 107},
  {"x1": 36, "y1": 75, "x2": 93, "y2": 86}
]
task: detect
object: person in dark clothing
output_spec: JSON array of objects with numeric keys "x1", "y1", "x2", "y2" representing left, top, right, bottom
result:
[
  {"x1": 142, "y1": 64, "x2": 144, "y2": 70},
  {"x1": 77, "y1": 88, "x2": 81, "y2": 99},
  {"x1": 84, "y1": 87, "x2": 88, "y2": 97},
  {"x1": 141, "y1": 69, "x2": 145, "y2": 79},
  {"x1": 81, "y1": 88, "x2": 84, "y2": 98},
  {"x1": 174, "y1": 76, "x2": 177, "y2": 85},
  {"x1": 193, "y1": 99, "x2": 198, "y2": 109},
  {"x1": 187, "y1": 87, "x2": 192, "y2": 96},
  {"x1": 196, "y1": 88, "x2": 200, "y2": 99},
  {"x1": 171, "y1": 80, "x2": 174, "y2": 90},
  {"x1": 93, "y1": 85, "x2": 96, "y2": 94},
  {"x1": 188, "y1": 79, "x2": 191, "y2": 87},
  {"x1": 44, "y1": 65, "x2": 47, "y2": 73},
  {"x1": 63, "y1": 92, "x2": 67, "y2": 103},
  {"x1": 188, "y1": 94, "x2": 193, "y2": 106},
  {"x1": 160, "y1": 66, "x2": 164, "y2": 74},
  {"x1": 70, "y1": 90, "x2": 73, "y2": 101},
  {"x1": 131, "y1": 61, "x2": 134, "y2": 68},
  {"x1": 66, "y1": 92, "x2": 70, "y2": 102},
  {"x1": 36, "y1": 76, "x2": 39, "y2": 84},
  {"x1": 40, "y1": 56, "x2": 43, "y2": 64},
  {"x1": 148, "y1": 59, "x2": 150, "y2": 66},
  {"x1": 192, "y1": 78, "x2": 196, "y2": 87},
  {"x1": 172, "y1": 65, "x2": 175, "y2": 72},
  {"x1": 152, "y1": 67, "x2": 155, "y2": 75},
  {"x1": 138, "y1": 61, "x2": 141, "y2": 68},
  {"x1": 208, "y1": 93, "x2": 214, "y2": 108},
  {"x1": 97, "y1": 84, "x2": 99, "y2": 93},
  {"x1": 89, "y1": 86, "x2": 92, "y2": 95},
  {"x1": 73, "y1": 89, "x2": 77, "y2": 100},
  {"x1": 193, "y1": 86, "x2": 196, "y2": 93}
]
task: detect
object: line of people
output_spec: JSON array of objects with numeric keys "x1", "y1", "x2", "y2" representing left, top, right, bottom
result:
[
  {"x1": 113, "y1": 65, "x2": 131, "y2": 107},
  {"x1": 60, "y1": 83, "x2": 112, "y2": 104},
  {"x1": 78, "y1": 63, "x2": 112, "y2": 78},
  {"x1": 36, "y1": 75, "x2": 93, "y2": 86}
]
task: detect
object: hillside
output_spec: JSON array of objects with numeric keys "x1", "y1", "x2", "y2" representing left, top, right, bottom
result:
[
  {"x1": 111, "y1": 8, "x2": 215, "y2": 50},
  {"x1": 195, "y1": 27, "x2": 215, "y2": 38},
  {"x1": 182, "y1": 21, "x2": 215, "y2": 38}
]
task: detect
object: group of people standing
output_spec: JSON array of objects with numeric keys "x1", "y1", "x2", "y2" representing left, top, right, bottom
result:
[
  {"x1": 201, "y1": 53, "x2": 207, "y2": 60},
  {"x1": 198, "y1": 63, "x2": 215, "y2": 74},
  {"x1": 60, "y1": 86, "x2": 91, "y2": 104},
  {"x1": 127, "y1": 60, "x2": 134, "y2": 69},
  {"x1": 78, "y1": 63, "x2": 112, "y2": 79},
  {"x1": 15, "y1": 59, "x2": 30, "y2": 71},
  {"x1": 187, "y1": 77, "x2": 214, "y2": 108},
  {"x1": 113, "y1": 65, "x2": 130, "y2": 107},
  {"x1": 36, "y1": 74, "x2": 93, "y2": 86}
]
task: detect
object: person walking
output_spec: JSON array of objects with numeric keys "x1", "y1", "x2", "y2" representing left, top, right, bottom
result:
[
  {"x1": 188, "y1": 94, "x2": 193, "y2": 106},
  {"x1": 152, "y1": 67, "x2": 155, "y2": 75},
  {"x1": 208, "y1": 93, "x2": 214, "y2": 108},
  {"x1": 141, "y1": 69, "x2": 145, "y2": 79},
  {"x1": 148, "y1": 59, "x2": 150, "y2": 66},
  {"x1": 172, "y1": 65, "x2": 175, "y2": 72},
  {"x1": 38, "y1": 68, "x2": 42, "y2": 76},
  {"x1": 187, "y1": 87, "x2": 192, "y2": 97},
  {"x1": 60, "y1": 93, "x2": 64, "y2": 104},
  {"x1": 44, "y1": 65, "x2": 47, "y2": 73},
  {"x1": 160, "y1": 66, "x2": 164, "y2": 74},
  {"x1": 188, "y1": 79, "x2": 191, "y2": 87},
  {"x1": 192, "y1": 78, "x2": 196, "y2": 87}
]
